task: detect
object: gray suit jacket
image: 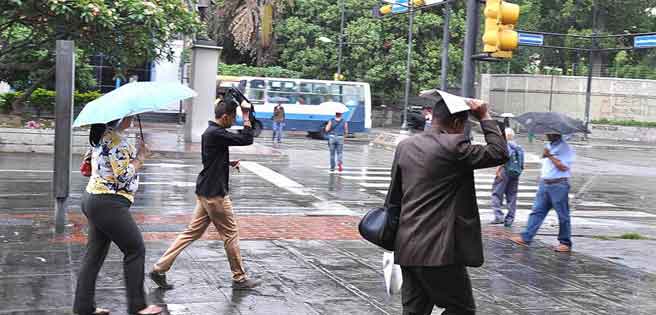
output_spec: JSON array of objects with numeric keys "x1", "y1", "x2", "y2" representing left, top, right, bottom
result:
[{"x1": 386, "y1": 120, "x2": 508, "y2": 267}]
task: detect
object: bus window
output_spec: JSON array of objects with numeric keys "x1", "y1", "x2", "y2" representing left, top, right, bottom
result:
[
  {"x1": 246, "y1": 79, "x2": 265, "y2": 103},
  {"x1": 337, "y1": 84, "x2": 365, "y2": 106},
  {"x1": 268, "y1": 80, "x2": 298, "y2": 103}
]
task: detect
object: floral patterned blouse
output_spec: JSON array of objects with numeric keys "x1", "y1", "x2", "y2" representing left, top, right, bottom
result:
[{"x1": 85, "y1": 129, "x2": 139, "y2": 203}]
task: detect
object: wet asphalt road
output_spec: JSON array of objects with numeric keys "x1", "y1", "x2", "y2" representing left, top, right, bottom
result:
[{"x1": 1, "y1": 132, "x2": 656, "y2": 314}]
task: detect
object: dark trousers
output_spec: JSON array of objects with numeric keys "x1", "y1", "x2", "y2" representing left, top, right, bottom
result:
[
  {"x1": 74, "y1": 193, "x2": 147, "y2": 315},
  {"x1": 401, "y1": 265, "x2": 476, "y2": 315}
]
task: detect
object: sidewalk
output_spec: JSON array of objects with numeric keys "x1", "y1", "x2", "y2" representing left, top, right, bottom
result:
[{"x1": 1, "y1": 208, "x2": 655, "y2": 314}]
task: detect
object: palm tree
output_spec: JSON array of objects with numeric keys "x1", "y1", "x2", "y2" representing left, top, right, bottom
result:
[{"x1": 209, "y1": 0, "x2": 293, "y2": 65}]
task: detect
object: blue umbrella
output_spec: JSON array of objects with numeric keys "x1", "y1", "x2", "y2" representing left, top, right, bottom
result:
[{"x1": 73, "y1": 81, "x2": 197, "y2": 128}]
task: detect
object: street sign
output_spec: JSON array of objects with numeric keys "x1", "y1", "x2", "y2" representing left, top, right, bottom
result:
[
  {"x1": 634, "y1": 35, "x2": 656, "y2": 48},
  {"x1": 391, "y1": 0, "x2": 409, "y2": 14},
  {"x1": 518, "y1": 32, "x2": 544, "y2": 46}
]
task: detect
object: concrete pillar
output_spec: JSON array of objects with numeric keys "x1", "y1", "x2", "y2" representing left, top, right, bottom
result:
[
  {"x1": 184, "y1": 40, "x2": 222, "y2": 143},
  {"x1": 54, "y1": 40, "x2": 75, "y2": 234}
]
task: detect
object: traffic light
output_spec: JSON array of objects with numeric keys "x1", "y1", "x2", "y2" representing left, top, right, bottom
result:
[
  {"x1": 334, "y1": 73, "x2": 345, "y2": 81},
  {"x1": 374, "y1": 0, "x2": 426, "y2": 18},
  {"x1": 482, "y1": 0, "x2": 520, "y2": 59}
]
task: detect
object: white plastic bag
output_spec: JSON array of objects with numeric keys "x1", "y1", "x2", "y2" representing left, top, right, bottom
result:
[{"x1": 382, "y1": 251, "x2": 403, "y2": 296}]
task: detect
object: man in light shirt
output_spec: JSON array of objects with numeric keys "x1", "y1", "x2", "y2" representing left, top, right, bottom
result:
[{"x1": 511, "y1": 133, "x2": 575, "y2": 252}]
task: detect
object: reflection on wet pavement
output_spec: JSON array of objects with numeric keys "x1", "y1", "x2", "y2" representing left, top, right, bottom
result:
[{"x1": 1, "y1": 134, "x2": 656, "y2": 314}]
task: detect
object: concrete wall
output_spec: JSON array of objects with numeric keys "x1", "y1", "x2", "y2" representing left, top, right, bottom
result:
[
  {"x1": 480, "y1": 74, "x2": 656, "y2": 122},
  {"x1": 0, "y1": 128, "x2": 136, "y2": 154}
]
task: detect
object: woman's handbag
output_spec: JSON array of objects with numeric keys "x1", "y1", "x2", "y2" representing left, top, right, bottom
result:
[
  {"x1": 358, "y1": 207, "x2": 400, "y2": 251},
  {"x1": 80, "y1": 150, "x2": 92, "y2": 177}
]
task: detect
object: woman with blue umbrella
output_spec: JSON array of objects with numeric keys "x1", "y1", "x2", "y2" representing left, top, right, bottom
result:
[
  {"x1": 73, "y1": 82, "x2": 195, "y2": 315},
  {"x1": 74, "y1": 117, "x2": 162, "y2": 315}
]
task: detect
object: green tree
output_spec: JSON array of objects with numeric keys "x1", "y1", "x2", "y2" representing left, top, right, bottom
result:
[
  {"x1": 0, "y1": 0, "x2": 201, "y2": 113},
  {"x1": 274, "y1": 0, "x2": 467, "y2": 103}
]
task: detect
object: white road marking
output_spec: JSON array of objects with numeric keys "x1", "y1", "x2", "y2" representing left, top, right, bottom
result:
[
  {"x1": 240, "y1": 161, "x2": 310, "y2": 196},
  {"x1": 0, "y1": 170, "x2": 53, "y2": 173},
  {"x1": 139, "y1": 181, "x2": 196, "y2": 187},
  {"x1": 577, "y1": 201, "x2": 619, "y2": 208},
  {"x1": 143, "y1": 163, "x2": 195, "y2": 168},
  {"x1": 0, "y1": 193, "x2": 49, "y2": 198},
  {"x1": 332, "y1": 171, "x2": 390, "y2": 175}
]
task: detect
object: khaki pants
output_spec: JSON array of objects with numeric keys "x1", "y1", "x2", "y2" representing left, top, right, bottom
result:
[{"x1": 153, "y1": 195, "x2": 246, "y2": 282}]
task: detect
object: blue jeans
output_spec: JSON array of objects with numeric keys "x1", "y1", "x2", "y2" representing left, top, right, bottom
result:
[
  {"x1": 521, "y1": 180, "x2": 572, "y2": 247},
  {"x1": 491, "y1": 174, "x2": 519, "y2": 225},
  {"x1": 328, "y1": 135, "x2": 344, "y2": 170},
  {"x1": 272, "y1": 121, "x2": 284, "y2": 143}
]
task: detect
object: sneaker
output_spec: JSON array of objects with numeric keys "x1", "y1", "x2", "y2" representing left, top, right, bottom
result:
[
  {"x1": 149, "y1": 271, "x2": 174, "y2": 290},
  {"x1": 510, "y1": 235, "x2": 528, "y2": 247},
  {"x1": 338, "y1": 163, "x2": 343, "y2": 172},
  {"x1": 503, "y1": 222, "x2": 513, "y2": 228},
  {"x1": 232, "y1": 278, "x2": 261, "y2": 290},
  {"x1": 489, "y1": 219, "x2": 504, "y2": 225},
  {"x1": 554, "y1": 244, "x2": 572, "y2": 253}
]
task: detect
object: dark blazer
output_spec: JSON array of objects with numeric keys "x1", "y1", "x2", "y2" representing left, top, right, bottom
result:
[{"x1": 386, "y1": 120, "x2": 508, "y2": 267}]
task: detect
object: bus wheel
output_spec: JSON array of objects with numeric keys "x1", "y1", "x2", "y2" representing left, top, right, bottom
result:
[{"x1": 252, "y1": 120, "x2": 263, "y2": 137}]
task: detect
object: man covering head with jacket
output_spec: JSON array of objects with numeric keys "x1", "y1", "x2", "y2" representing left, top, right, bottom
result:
[{"x1": 385, "y1": 93, "x2": 508, "y2": 314}]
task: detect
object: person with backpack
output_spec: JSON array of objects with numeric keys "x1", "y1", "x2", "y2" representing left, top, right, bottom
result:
[
  {"x1": 324, "y1": 110, "x2": 348, "y2": 172},
  {"x1": 490, "y1": 128, "x2": 524, "y2": 227},
  {"x1": 271, "y1": 103, "x2": 285, "y2": 144}
]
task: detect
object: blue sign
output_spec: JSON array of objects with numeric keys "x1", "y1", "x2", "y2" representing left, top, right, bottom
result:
[
  {"x1": 391, "y1": 0, "x2": 410, "y2": 14},
  {"x1": 634, "y1": 35, "x2": 656, "y2": 48},
  {"x1": 518, "y1": 33, "x2": 544, "y2": 46}
]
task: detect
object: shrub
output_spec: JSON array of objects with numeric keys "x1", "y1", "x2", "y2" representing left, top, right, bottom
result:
[
  {"x1": 0, "y1": 91, "x2": 22, "y2": 114},
  {"x1": 0, "y1": 89, "x2": 102, "y2": 115},
  {"x1": 592, "y1": 119, "x2": 656, "y2": 128},
  {"x1": 30, "y1": 88, "x2": 57, "y2": 112},
  {"x1": 218, "y1": 63, "x2": 301, "y2": 78},
  {"x1": 75, "y1": 90, "x2": 102, "y2": 106}
]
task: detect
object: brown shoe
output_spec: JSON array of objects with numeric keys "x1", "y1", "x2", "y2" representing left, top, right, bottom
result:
[
  {"x1": 232, "y1": 278, "x2": 261, "y2": 290},
  {"x1": 554, "y1": 244, "x2": 571, "y2": 253},
  {"x1": 510, "y1": 235, "x2": 528, "y2": 246}
]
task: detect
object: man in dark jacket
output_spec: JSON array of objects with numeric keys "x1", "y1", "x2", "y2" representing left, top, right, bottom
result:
[
  {"x1": 150, "y1": 98, "x2": 260, "y2": 290},
  {"x1": 385, "y1": 94, "x2": 508, "y2": 315}
]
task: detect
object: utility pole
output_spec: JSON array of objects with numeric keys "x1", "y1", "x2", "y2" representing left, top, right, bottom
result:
[
  {"x1": 54, "y1": 40, "x2": 75, "y2": 234},
  {"x1": 461, "y1": 0, "x2": 480, "y2": 98},
  {"x1": 584, "y1": 2, "x2": 598, "y2": 130},
  {"x1": 401, "y1": 7, "x2": 416, "y2": 132},
  {"x1": 337, "y1": 0, "x2": 346, "y2": 77},
  {"x1": 440, "y1": 2, "x2": 451, "y2": 91}
]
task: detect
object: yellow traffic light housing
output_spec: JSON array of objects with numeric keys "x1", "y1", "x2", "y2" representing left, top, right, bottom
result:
[{"x1": 483, "y1": 0, "x2": 519, "y2": 59}]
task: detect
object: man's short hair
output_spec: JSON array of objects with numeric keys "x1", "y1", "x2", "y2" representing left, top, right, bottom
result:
[
  {"x1": 432, "y1": 99, "x2": 468, "y2": 126},
  {"x1": 214, "y1": 99, "x2": 237, "y2": 118}
]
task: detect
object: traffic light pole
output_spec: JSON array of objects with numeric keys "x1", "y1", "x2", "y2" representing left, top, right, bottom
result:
[
  {"x1": 440, "y1": 2, "x2": 451, "y2": 91},
  {"x1": 337, "y1": 0, "x2": 345, "y2": 77},
  {"x1": 461, "y1": 0, "x2": 480, "y2": 99},
  {"x1": 401, "y1": 8, "x2": 416, "y2": 132}
]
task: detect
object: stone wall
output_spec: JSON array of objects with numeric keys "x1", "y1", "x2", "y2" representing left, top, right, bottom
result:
[{"x1": 480, "y1": 74, "x2": 656, "y2": 122}]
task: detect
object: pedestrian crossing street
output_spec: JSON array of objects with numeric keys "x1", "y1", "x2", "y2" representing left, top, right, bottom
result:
[{"x1": 328, "y1": 165, "x2": 548, "y2": 213}]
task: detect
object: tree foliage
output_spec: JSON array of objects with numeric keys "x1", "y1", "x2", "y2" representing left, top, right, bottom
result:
[{"x1": 0, "y1": 0, "x2": 201, "y2": 112}]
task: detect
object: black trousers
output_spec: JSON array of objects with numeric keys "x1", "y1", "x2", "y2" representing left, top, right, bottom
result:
[
  {"x1": 74, "y1": 193, "x2": 147, "y2": 315},
  {"x1": 401, "y1": 265, "x2": 476, "y2": 315}
]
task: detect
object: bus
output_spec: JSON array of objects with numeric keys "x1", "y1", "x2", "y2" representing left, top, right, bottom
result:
[{"x1": 216, "y1": 76, "x2": 372, "y2": 138}]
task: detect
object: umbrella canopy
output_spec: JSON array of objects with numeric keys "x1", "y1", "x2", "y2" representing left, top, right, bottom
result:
[
  {"x1": 320, "y1": 101, "x2": 350, "y2": 114},
  {"x1": 73, "y1": 81, "x2": 196, "y2": 127},
  {"x1": 514, "y1": 112, "x2": 590, "y2": 135}
]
